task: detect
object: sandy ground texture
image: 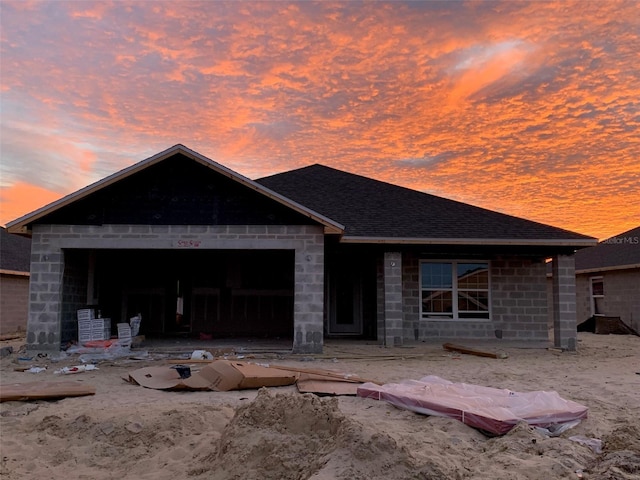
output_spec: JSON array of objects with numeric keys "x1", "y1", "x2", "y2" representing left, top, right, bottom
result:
[{"x1": 0, "y1": 332, "x2": 639, "y2": 480}]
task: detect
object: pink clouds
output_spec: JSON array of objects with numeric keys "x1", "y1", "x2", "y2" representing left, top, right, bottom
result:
[
  {"x1": 1, "y1": 1, "x2": 639, "y2": 239},
  {"x1": 0, "y1": 182, "x2": 63, "y2": 225}
]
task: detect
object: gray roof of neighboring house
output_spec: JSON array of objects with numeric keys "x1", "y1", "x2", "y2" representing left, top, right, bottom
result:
[
  {"x1": 257, "y1": 164, "x2": 595, "y2": 245},
  {"x1": 574, "y1": 226, "x2": 640, "y2": 272},
  {"x1": 0, "y1": 227, "x2": 31, "y2": 272}
]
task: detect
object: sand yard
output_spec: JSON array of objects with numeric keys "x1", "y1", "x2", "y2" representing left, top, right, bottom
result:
[{"x1": 1, "y1": 332, "x2": 639, "y2": 480}]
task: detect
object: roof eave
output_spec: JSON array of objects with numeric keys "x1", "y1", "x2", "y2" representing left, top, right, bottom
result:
[
  {"x1": 576, "y1": 263, "x2": 640, "y2": 274},
  {"x1": 0, "y1": 269, "x2": 30, "y2": 277},
  {"x1": 6, "y1": 144, "x2": 345, "y2": 236},
  {"x1": 339, "y1": 236, "x2": 598, "y2": 247}
]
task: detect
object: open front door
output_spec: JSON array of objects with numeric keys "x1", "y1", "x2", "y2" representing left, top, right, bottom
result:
[{"x1": 328, "y1": 264, "x2": 363, "y2": 335}]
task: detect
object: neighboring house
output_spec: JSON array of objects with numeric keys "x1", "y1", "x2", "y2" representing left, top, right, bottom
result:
[
  {"x1": 0, "y1": 226, "x2": 32, "y2": 335},
  {"x1": 574, "y1": 226, "x2": 640, "y2": 332},
  {"x1": 6, "y1": 145, "x2": 596, "y2": 354}
]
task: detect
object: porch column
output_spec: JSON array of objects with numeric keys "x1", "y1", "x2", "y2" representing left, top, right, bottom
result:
[
  {"x1": 552, "y1": 254, "x2": 578, "y2": 351},
  {"x1": 292, "y1": 239, "x2": 324, "y2": 354},
  {"x1": 26, "y1": 239, "x2": 64, "y2": 353},
  {"x1": 383, "y1": 251, "x2": 403, "y2": 346}
]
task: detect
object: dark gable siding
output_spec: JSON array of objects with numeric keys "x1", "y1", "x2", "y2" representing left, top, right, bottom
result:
[{"x1": 35, "y1": 154, "x2": 316, "y2": 226}]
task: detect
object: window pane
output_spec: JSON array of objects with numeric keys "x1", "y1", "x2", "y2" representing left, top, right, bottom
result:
[
  {"x1": 457, "y1": 263, "x2": 489, "y2": 289},
  {"x1": 422, "y1": 290, "x2": 453, "y2": 315},
  {"x1": 594, "y1": 297, "x2": 604, "y2": 315},
  {"x1": 458, "y1": 291, "x2": 489, "y2": 312},
  {"x1": 591, "y1": 280, "x2": 604, "y2": 296},
  {"x1": 459, "y1": 311, "x2": 490, "y2": 319},
  {"x1": 421, "y1": 263, "x2": 453, "y2": 289}
]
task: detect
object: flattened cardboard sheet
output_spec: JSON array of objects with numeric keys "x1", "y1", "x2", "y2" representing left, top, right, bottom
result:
[
  {"x1": 127, "y1": 360, "x2": 297, "y2": 391},
  {"x1": 127, "y1": 366, "x2": 211, "y2": 390}
]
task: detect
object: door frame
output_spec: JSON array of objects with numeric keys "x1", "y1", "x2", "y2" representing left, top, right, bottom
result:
[{"x1": 327, "y1": 264, "x2": 364, "y2": 335}]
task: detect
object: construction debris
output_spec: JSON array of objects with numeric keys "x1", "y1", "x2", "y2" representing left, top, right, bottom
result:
[
  {"x1": 126, "y1": 360, "x2": 375, "y2": 395},
  {"x1": 358, "y1": 375, "x2": 588, "y2": 436},
  {"x1": 126, "y1": 360, "x2": 298, "y2": 391},
  {"x1": 0, "y1": 381, "x2": 96, "y2": 402},
  {"x1": 443, "y1": 343, "x2": 508, "y2": 359}
]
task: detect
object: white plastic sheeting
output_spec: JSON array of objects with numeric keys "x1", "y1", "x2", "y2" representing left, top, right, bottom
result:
[{"x1": 357, "y1": 375, "x2": 588, "y2": 436}]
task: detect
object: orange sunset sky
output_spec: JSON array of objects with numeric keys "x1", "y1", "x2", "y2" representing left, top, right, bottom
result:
[{"x1": 1, "y1": 1, "x2": 638, "y2": 240}]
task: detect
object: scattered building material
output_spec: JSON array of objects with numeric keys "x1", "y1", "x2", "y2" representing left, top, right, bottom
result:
[
  {"x1": 54, "y1": 364, "x2": 98, "y2": 375},
  {"x1": 357, "y1": 375, "x2": 588, "y2": 436},
  {"x1": 166, "y1": 359, "x2": 378, "y2": 383},
  {"x1": 442, "y1": 343, "x2": 508, "y2": 359},
  {"x1": 577, "y1": 316, "x2": 639, "y2": 336},
  {"x1": 128, "y1": 360, "x2": 373, "y2": 395},
  {"x1": 126, "y1": 360, "x2": 297, "y2": 391},
  {"x1": 0, "y1": 381, "x2": 96, "y2": 402},
  {"x1": 296, "y1": 373, "x2": 360, "y2": 396},
  {"x1": 25, "y1": 367, "x2": 46, "y2": 373},
  {"x1": 260, "y1": 364, "x2": 378, "y2": 384}
]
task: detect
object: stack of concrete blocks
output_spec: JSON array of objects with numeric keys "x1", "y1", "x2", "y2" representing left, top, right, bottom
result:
[
  {"x1": 77, "y1": 309, "x2": 111, "y2": 343},
  {"x1": 117, "y1": 322, "x2": 132, "y2": 342}
]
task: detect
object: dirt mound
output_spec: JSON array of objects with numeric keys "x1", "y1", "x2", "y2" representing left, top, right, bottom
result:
[{"x1": 201, "y1": 388, "x2": 440, "y2": 480}]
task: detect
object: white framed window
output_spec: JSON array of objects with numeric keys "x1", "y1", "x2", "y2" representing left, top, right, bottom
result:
[
  {"x1": 590, "y1": 277, "x2": 604, "y2": 316},
  {"x1": 420, "y1": 261, "x2": 490, "y2": 321}
]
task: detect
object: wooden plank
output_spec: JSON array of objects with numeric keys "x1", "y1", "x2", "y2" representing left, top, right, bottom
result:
[
  {"x1": 442, "y1": 343, "x2": 508, "y2": 359},
  {"x1": 165, "y1": 360, "x2": 380, "y2": 384},
  {"x1": 0, "y1": 334, "x2": 23, "y2": 341},
  {"x1": 0, "y1": 381, "x2": 96, "y2": 402},
  {"x1": 262, "y1": 364, "x2": 380, "y2": 384},
  {"x1": 296, "y1": 379, "x2": 360, "y2": 396}
]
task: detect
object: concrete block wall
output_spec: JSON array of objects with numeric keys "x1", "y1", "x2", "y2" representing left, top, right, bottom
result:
[
  {"x1": 575, "y1": 269, "x2": 640, "y2": 333},
  {"x1": 492, "y1": 257, "x2": 549, "y2": 341},
  {"x1": 383, "y1": 252, "x2": 403, "y2": 346},
  {"x1": 27, "y1": 234, "x2": 65, "y2": 351},
  {"x1": 292, "y1": 231, "x2": 325, "y2": 354},
  {"x1": 399, "y1": 254, "x2": 549, "y2": 342},
  {"x1": 401, "y1": 253, "x2": 421, "y2": 340},
  {"x1": 575, "y1": 274, "x2": 592, "y2": 324},
  {"x1": 552, "y1": 255, "x2": 577, "y2": 350},
  {"x1": 601, "y1": 270, "x2": 640, "y2": 332},
  {"x1": 0, "y1": 273, "x2": 30, "y2": 335},
  {"x1": 26, "y1": 224, "x2": 324, "y2": 353}
]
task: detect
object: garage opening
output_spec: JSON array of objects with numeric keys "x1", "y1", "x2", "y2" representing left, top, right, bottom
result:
[{"x1": 86, "y1": 249, "x2": 294, "y2": 340}]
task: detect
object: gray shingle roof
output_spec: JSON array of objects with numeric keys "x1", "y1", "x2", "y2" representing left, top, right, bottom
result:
[
  {"x1": 0, "y1": 227, "x2": 31, "y2": 272},
  {"x1": 574, "y1": 226, "x2": 640, "y2": 271},
  {"x1": 257, "y1": 164, "x2": 594, "y2": 243}
]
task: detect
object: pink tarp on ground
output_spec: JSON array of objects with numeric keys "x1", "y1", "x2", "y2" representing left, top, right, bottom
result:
[{"x1": 357, "y1": 375, "x2": 588, "y2": 436}]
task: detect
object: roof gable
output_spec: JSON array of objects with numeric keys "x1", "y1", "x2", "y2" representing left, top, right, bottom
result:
[
  {"x1": 257, "y1": 164, "x2": 596, "y2": 246},
  {"x1": 7, "y1": 145, "x2": 344, "y2": 234},
  {"x1": 575, "y1": 226, "x2": 640, "y2": 272}
]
